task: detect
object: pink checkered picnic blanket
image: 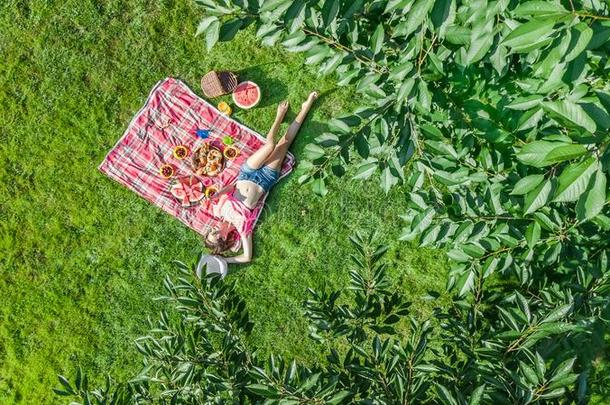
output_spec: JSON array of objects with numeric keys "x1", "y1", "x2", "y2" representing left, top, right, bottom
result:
[{"x1": 99, "y1": 77, "x2": 295, "y2": 236}]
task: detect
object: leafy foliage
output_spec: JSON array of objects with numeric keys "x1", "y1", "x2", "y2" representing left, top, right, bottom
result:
[
  {"x1": 190, "y1": 2, "x2": 610, "y2": 401},
  {"x1": 193, "y1": 0, "x2": 610, "y2": 198},
  {"x1": 55, "y1": 233, "x2": 608, "y2": 403}
]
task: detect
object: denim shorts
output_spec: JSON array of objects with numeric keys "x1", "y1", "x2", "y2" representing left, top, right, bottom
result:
[{"x1": 237, "y1": 162, "x2": 279, "y2": 192}]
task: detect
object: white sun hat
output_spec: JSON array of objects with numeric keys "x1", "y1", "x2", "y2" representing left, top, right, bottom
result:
[{"x1": 196, "y1": 254, "x2": 229, "y2": 279}]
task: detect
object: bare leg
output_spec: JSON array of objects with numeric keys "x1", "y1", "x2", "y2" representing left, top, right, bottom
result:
[
  {"x1": 246, "y1": 100, "x2": 289, "y2": 169},
  {"x1": 265, "y1": 92, "x2": 318, "y2": 171}
]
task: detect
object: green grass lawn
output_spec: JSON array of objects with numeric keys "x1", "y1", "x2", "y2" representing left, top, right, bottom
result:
[{"x1": 0, "y1": 0, "x2": 447, "y2": 402}]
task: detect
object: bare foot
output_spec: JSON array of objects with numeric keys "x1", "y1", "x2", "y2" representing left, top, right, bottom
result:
[
  {"x1": 276, "y1": 100, "x2": 289, "y2": 120},
  {"x1": 301, "y1": 91, "x2": 318, "y2": 111}
]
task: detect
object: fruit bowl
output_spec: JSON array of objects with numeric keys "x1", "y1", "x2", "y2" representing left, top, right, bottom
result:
[
  {"x1": 173, "y1": 145, "x2": 189, "y2": 160},
  {"x1": 159, "y1": 164, "x2": 175, "y2": 179},
  {"x1": 205, "y1": 185, "x2": 219, "y2": 198},
  {"x1": 223, "y1": 145, "x2": 239, "y2": 160},
  {"x1": 192, "y1": 144, "x2": 225, "y2": 177}
]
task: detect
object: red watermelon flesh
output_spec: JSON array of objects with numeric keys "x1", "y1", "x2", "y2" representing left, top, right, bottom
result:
[
  {"x1": 232, "y1": 81, "x2": 261, "y2": 109},
  {"x1": 190, "y1": 189, "x2": 204, "y2": 203}
]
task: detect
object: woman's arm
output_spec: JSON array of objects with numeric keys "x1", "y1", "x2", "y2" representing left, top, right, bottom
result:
[
  {"x1": 201, "y1": 183, "x2": 235, "y2": 212},
  {"x1": 213, "y1": 183, "x2": 236, "y2": 198},
  {"x1": 224, "y1": 233, "x2": 252, "y2": 264}
]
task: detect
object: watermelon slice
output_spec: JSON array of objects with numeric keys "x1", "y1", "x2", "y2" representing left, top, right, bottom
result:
[
  {"x1": 190, "y1": 189, "x2": 204, "y2": 203},
  {"x1": 232, "y1": 81, "x2": 261, "y2": 109},
  {"x1": 171, "y1": 177, "x2": 205, "y2": 206},
  {"x1": 171, "y1": 184, "x2": 186, "y2": 199}
]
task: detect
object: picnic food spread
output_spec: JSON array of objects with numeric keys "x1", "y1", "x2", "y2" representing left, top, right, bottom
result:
[{"x1": 98, "y1": 77, "x2": 295, "y2": 238}]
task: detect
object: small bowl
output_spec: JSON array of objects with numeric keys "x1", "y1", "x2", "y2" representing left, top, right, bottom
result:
[
  {"x1": 173, "y1": 145, "x2": 189, "y2": 160},
  {"x1": 160, "y1": 164, "x2": 175, "y2": 179},
  {"x1": 205, "y1": 185, "x2": 219, "y2": 198},
  {"x1": 223, "y1": 145, "x2": 240, "y2": 160}
]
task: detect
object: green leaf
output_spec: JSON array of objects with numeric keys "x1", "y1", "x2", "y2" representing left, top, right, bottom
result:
[
  {"x1": 327, "y1": 390, "x2": 351, "y2": 405},
  {"x1": 517, "y1": 141, "x2": 564, "y2": 168},
  {"x1": 445, "y1": 26, "x2": 470, "y2": 44},
  {"x1": 246, "y1": 384, "x2": 280, "y2": 398},
  {"x1": 455, "y1": 269, "x2": 476, "y2": 297},
  {"x1": 380, "y1": 166, "x2": 399, "y2": 193},
  {"x1": 553, "y1": 157, "x2": 597, "y2": 202},
  {"x1": 491, "y1": 44, "x2": 508, "y2": 75},
  {"x1": 524, "y1": 179, "x2": 552, "y2": 214},
  {"x1": 304, "y1": 44, "x2": 330, "y2": 64},
  {"x1": 512, "y1": 2, "x2": 569, "y2": 17},
  {"x1": 511, "y1": 174, "x2": 545, "y2": 195},
  {"x1": 397, "y1": 78, "x2": 415, "y2": 103},
  {"x1": 465, "y1": 33, "x2": 493, "y2": 65},
  {"x1": 436, "y1": 384, "x2": 459, "y2": 405},
  {"x1": 205, "y1": 19, "x2": 221, "y2": 50},
  {"x1": 502, "y1": 18, "x2": 556, "y2": 49},
  {"x1": 304, "y1": 143, "x2": 325, "y2": 160},
  {"x1": 418, "y1": 80, "x2": 432, "y2": 110},
  {"x1": 525, "y1": 221, "x2": 541, "y2": 247},
  {"x1": 541, "y1": 303, "x2": 572, "y2": 323},
  {"x1": 219, "y1": 18, "x2": 243, "y2": 42},
  {"x1": 260, "y1": 0, "x2": 290, "y2": 13},
  {"x1": 564, "y1": 23, "x2": 593, "y2": 62},
  {"x1": 576, "y1": 168, "x2": 607, "y2": 221},
  {"x1": 403, "y1": 0, "x2": 434, "y2": 37},
  {"x1": 406, "y1": 207, "x2": 435, "y2": 238},
  {"x1": 389, "y1": 62, "x2": 414, "y2": 81},
  {"x1": 311, "y1": 177, "x2": 328, "y2": 196},
  {"x1": 431, "y1": 0, "x2": 456, "y2": 36},
  {"x1": 543, "y1": 100, "x2": 597, "y2": 133},
  {"x1": 539, "y1": 388, "x2": 566, "y2": 399},
  {"x1": 468, "y1": 384, "x2": 486, "y2": 405},
  {"x1": 284, "y1": 0, "x2": 306, "y2": 33},
  {"x1": 588, "y1": 20, "x2": 610, "y2": 50},
  {"x1": 550, "y1": 358, "x2": 576, "y2": 381},
  {"x1": 545, "y1": 144, "x2": 588, "y2": 163},
  {"x1": 328, "y1": 117, "x2": 352, "y2": 133},
  {"x1": 57, "y1": 375, "x2": 75, "y2": 394},
  {"x1": 520, "y1": 361, "x2": 540, "y2": 385},
  {"x1": 482, "y1": 256, "x2": 499, "y2": 278},
  {"x1": 506, "y1": 95, "x2": 544, "y2": 110},
  {"x1": 371, "y1": 24, "x2": 385, "y2": 55},
  {"x1": 321, "y1": 0, "x2": 340, "y2": 27},
  {"x1": 196, "y1": 16, "x2": 218, "y2": 37},
  {"x1": 353, "y1": 161, "x2": 378, "y2": 180},
  {"x1": 384, "y1": 0, "x2": 411, "y2": 13}
]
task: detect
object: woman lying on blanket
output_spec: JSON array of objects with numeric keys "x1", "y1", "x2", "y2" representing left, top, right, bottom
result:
[{"x1": 202, "y1": 91, "x2": 318, "y2": 263}]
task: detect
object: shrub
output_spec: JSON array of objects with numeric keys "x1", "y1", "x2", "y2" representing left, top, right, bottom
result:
[{"x1": 55, "y1": 233, "x2": 607, "y2": 403}]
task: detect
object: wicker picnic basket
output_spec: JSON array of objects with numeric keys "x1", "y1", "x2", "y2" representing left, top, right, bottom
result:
[{"x1": 200, "y1": 71, "x2": 238, "y2": 98}]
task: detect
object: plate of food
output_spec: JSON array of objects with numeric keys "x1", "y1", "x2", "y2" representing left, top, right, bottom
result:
[
  {"x1": 192, "y1": 143, "x2": 225, "y2": 177},
  {"x1": 170, "y1": 176, "x2": 205, "y2": 207}
]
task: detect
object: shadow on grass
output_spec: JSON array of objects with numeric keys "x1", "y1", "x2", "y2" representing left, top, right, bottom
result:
[{"x1": 235, "y1": 65, "x2": 289, "y2": 109}]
